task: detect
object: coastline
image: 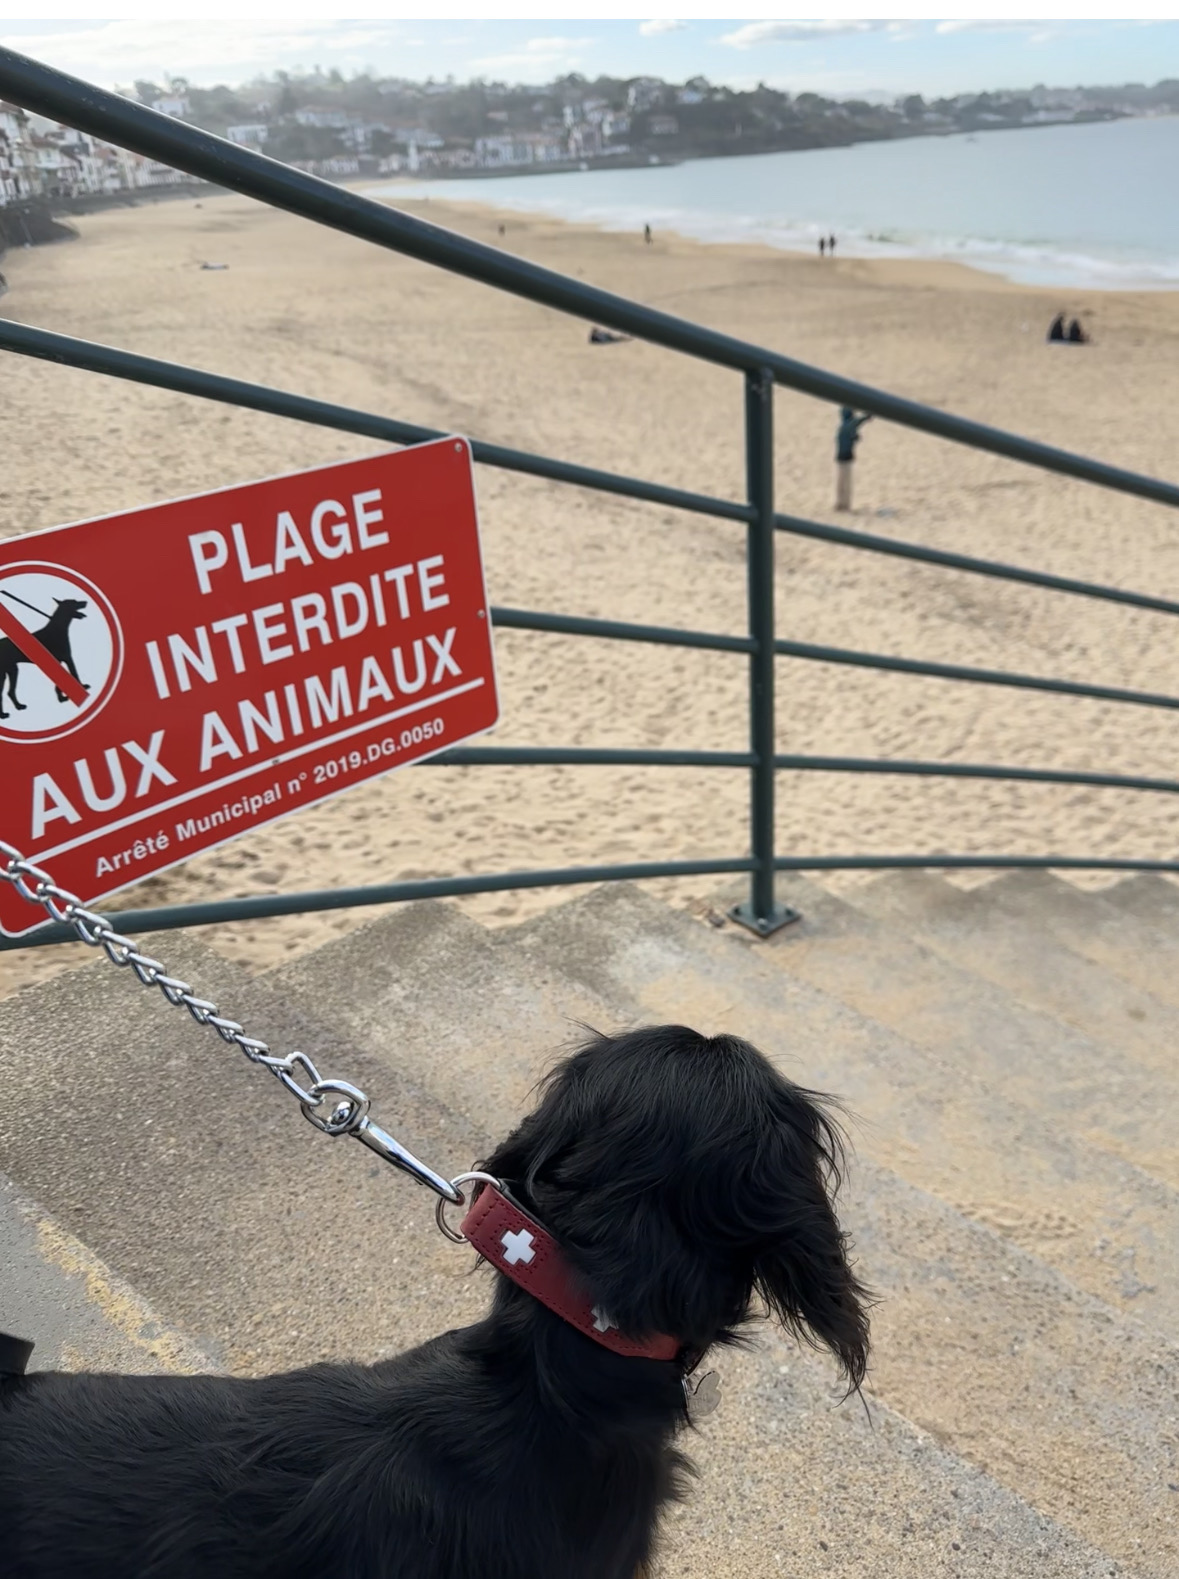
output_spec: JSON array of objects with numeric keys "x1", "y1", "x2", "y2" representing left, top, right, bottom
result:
[
  {"x1": 372, "y1": 117, "x2": 1179, "y2": 294},
  {"x1": 366, "y1": 187, "x2": 1033, "y2": 295},
  {"x1": 2, "y1": 191, "x2": 1178, "y2": 993},
  {"x1": 376, "y1": 182, "x2": 1179, "y2": 294},
  {"x1": 382, "y1": 185, "x2": 1179, "y2": 295}
]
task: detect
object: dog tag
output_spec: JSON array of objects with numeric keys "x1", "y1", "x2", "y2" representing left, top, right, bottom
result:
[{"x1": 684, "y1": 1369, "x2": 721, "y2": 1421}]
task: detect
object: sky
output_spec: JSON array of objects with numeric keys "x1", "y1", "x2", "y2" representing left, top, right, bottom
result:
[{"x1": 0, "y1": 18, "x2": 1176, "y2": 101}]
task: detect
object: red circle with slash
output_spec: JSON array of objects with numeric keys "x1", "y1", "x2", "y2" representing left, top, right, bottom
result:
[{"x1": 0, "y1": 561, "x2": 123, "y2": 745}]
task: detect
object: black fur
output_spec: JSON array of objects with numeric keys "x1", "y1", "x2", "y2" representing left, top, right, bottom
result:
[{"x1": 0, "y1": 1025, "x2": 870, "y2": 1578}]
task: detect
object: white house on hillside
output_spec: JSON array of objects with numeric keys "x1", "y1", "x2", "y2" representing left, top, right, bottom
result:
[{"x1": 226, "y1": 124, "x2": 270, "y2": 147}]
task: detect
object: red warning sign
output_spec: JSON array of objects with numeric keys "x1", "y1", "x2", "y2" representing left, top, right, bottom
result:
[{"x1": 0, "y1": 439, "x2": 498, "y2": 937}]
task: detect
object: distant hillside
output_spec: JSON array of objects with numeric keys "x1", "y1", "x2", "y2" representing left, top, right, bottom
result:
[{"x1": 129, "y1": 70, "x2": 1175, "y2": 177}]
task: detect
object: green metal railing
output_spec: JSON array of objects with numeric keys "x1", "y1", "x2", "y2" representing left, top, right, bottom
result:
[{"x1": 2, "y1": 43, "x2": 1179, "y2": 951}]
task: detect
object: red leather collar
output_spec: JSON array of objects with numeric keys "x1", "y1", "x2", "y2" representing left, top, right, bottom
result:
[{"x1": 460, "y1": 1184, "x2": 680, "y2": 1362}]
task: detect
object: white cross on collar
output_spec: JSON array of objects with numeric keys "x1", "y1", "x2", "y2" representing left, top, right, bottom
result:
[{"x1": 501, "y1": 1227, "x2": 536, "y2": 1266}]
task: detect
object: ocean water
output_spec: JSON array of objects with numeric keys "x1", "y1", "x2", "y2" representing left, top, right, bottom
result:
[{"x1": 374, "y1": 116, "x2": 1179, "y2": 291}]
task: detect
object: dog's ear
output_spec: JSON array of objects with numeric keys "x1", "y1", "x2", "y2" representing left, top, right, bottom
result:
[{"x1": 742, "y1": 1087, "x2": 871, "y2": 1393}]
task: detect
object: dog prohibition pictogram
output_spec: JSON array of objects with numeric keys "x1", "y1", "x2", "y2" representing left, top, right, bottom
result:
[{"x1": 0, "y1": 563, "x2": 122, "y2": 744}]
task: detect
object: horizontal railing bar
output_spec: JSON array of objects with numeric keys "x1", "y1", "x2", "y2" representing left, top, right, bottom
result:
[
  {"x1": 0, "y1": 857, "x2": 755, "y2": 950},
  {"x1": 773, "y1": 855, "x2": 1179, "y2": 872},
  {"x1": 425, "y1": 745, "x2": 1179, "y2": 795},
  {"x1": 776, "y1": 638, "x2": 1179, "y2": 712},
  {"x1": 494, "y1": 609, "x2": 1179, "y2": 712},
  {"x1": 490, "y1": 605, "x2": 753, "y2": 653},
  {"x1": 6, "y1": 851, "x2": 1178, "y2": 951},
  {"x1": 776, "y1": 755, "x2": 1179, "y2": 795},
  {"x1": 776, "y1": 510, "x2": 1179, "y2": 619},
  {"x1": 0, "y1": 319, "x2": 750, "y2": 526},
  {"x1": 2, "y1": 48, "x2": 1178, "y2": 511},
  {"x1": 428, "y1": 746, "x2": 754, "y2": 767},
  {"x1": 6, "y1": 316, "x2": 1172, "y2": 633}
]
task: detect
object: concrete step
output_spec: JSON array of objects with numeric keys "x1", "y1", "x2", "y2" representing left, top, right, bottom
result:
[
  {"x1": 505, "y1": 883, "x2": 1179, "y2": 1575},
  {"x1": 0, "y1": 1172, "x2": 212, "y2": 1376},
  {"x1": 1101, "y1": 873, "x2": 1179, "y2": 932},
  {"x1": 987, "y1": 872, "x2": 1179, "y2": 1014},
  {"x1": 761, "y1": 875, "x2": 1177, "y2": 1190},
  {"x1": 854, "y1": 869, "x2": 1179, "y2": 1090},
  {"x1": 0, "y1": 936, "x2": 491, "y2": 1377},
  {"x1": 262, "y1": 899, "x2": 624, "y2": 1136},
  {"x1": 502, "y1": 884, "x2": 1179, "y2": 1332},
  {"x1": 659, "y1": 1314, "x2": 1121, "y2": 1579},
  {"x1": 0, "y1": 910, "x2": 1124, "y2": 1579}
]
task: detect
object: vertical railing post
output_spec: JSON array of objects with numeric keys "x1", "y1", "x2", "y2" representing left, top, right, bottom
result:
[{"x1": 731, "y1": 367, "x2": 797, "y2": 936}]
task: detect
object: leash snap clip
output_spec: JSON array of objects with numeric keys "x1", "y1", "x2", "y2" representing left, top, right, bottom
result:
[
  {"x1": 300, "y1": 1079, "x2": 371, "y2": 1136},
  {"x1": 435, "y1": 1171, "x2": 504, "y2": 1243}
]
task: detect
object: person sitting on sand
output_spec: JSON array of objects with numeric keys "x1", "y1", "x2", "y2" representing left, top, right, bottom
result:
[
  {"x1": 1067, "y1": 317, "x2": 1088, "y2": 344},
  {"x1": 1047, "y1": 312, "x2": 1066, "y2": 342}
]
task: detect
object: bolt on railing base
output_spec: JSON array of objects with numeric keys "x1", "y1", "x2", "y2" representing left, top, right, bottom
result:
[{"x1": 728, "y1": 899, "x2": 801, "y2": 937}]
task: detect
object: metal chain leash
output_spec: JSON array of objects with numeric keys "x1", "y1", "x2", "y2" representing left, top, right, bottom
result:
[{"x1": 0, "y1": 838, "x2": 463, "y2": 1205}]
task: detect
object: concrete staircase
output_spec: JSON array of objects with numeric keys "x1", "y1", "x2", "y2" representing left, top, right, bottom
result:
[{"x1": 2, "y1": 871, "x2": 1177, "y2": 1577}]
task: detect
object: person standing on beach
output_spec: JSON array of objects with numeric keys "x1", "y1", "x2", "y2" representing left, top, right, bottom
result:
[
  {"x1": 828, "y1": 234, "x2": 837, "y2": 256},
  {"x1": 819, "y1": 236, "x2": 826, "y2": 257},
  {"x1": 644, "y1": 223, "x2": 652, "y2": 246},
  {"x1": 835, "y1": 407, "x2": 872, "y2": 511}
]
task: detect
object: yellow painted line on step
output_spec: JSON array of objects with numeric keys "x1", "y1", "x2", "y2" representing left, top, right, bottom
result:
[{"x1": 34, "y1": 1216, "x2": 210, "y2": 1375}]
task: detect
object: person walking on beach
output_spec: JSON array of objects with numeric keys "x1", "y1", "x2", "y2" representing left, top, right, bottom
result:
[
  {"x1": 835, "y1": 407, "x2": 871, "y2": 511},
  {"x1": 818, "y1": 236, "x2": 826, "y2": 257},
  {"x1": 644, "y1": 223, "x2": 652, "y2": 246},
  {"x1": 828, "y1": 233, "x2": 837, "y2": 256}
]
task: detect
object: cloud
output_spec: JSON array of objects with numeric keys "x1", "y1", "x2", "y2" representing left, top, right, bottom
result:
[
  {"x1": 934, "y1": 19, "x2": 1071, "y2": 47},
  {"x1": 720, "y1": 20, "x2": 892, "y2": 50},
  {"x1": 0, "y1": 19, "x2": 400, "y2": 85},
  {"x1": 468, "y1": 35, "x2": 593, "y2": 80},
  {"x1": 519, "y1": 36, "x2": 593, "y2": 54},
  {"x1": 935, "y1": 19, "x2": 1045, "y2": 34},
  {"x1": 640, "y1": 19, "x2": 686, "y2": 36}
]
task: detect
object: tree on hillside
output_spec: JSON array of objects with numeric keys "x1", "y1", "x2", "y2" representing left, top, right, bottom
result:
[
  {"x1": 275, "y1": 72, "x2": 298, "y2": 116},
  {"x1": 264, "y1": 122, "x2": 347, "y2": 163}
]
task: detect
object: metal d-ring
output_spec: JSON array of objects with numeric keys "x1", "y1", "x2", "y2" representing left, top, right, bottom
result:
[{"x1": 435, "y1": 1171, "x2": 503, "y2": 1243}]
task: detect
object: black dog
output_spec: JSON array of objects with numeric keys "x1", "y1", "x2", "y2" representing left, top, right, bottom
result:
[
  {"x1": 0, "y1": 596, "x2": 90, "y2": 718},
  {"x1": 0, "y1": 1025, "x2": 870, "y2": 1578}
]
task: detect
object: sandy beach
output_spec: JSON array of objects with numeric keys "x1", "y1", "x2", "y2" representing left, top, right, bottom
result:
[{"x1": 2, "y1": 189, "x2": 1178, "y2": 992}]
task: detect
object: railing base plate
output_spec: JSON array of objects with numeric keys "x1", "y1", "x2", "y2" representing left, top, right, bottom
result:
[{"x1": 728, "y1": 901, "x2": 801, "y2": 937}]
